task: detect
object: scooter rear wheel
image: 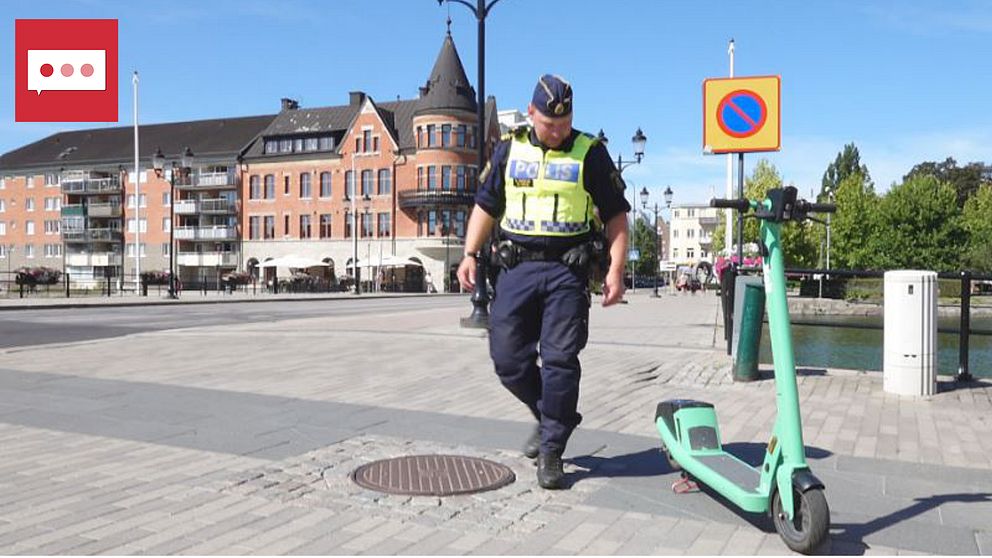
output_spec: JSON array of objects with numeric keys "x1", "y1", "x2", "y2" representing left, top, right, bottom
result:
[
  {"x1": 660, "y1": 444, "x2": 681, "y2": 471},
  {"x1": 772, "y1": 486, "x2": 830, "y2": 554}
]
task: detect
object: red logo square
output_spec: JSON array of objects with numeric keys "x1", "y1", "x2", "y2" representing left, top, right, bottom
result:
[{"x1": 15, "y1": 19, "x2": 118, "y2": 122}]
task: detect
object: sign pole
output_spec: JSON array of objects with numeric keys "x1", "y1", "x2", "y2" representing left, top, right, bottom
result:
[
  {"x1": 737, "y1": 152, "x2": 744, "y2": 266},
  {"x1": 725, "y1": 39, "x2": 735, "y2": 258}
]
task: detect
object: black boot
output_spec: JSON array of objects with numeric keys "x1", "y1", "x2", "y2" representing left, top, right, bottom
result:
[
  {"x1": 523, "y1": 426, "x2": 540, "y2": 459},
  {"x1": 537, "y1": 451, "x2": 565, "y2": 489}
]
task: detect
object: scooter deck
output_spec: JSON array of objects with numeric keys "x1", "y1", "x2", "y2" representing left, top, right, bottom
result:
[{"x1": 695, "y1": 453, "x2": 760, "y2": 492}]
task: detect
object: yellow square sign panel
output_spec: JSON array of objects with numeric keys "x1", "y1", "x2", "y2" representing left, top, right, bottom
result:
[{"x1": 703, "y1": 75, "x2": 780, "y2": 154}]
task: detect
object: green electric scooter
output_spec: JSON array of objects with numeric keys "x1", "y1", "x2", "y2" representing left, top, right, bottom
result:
[{"x1": 655, "y1": 186, "x2": 833, "y2": 554}]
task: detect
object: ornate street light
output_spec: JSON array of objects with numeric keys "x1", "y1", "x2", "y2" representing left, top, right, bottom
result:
[{"x1": 152, "y1": 146, "x2": 194, "y2": 299}]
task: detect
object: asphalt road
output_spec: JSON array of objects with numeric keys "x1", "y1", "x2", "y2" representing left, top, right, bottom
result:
[{"x1": 0, "y1": 297, "x2": 469, "y2": 350}]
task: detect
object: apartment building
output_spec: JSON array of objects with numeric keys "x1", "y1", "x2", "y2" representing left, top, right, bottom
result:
[
  {"x1": 0, "y1": 32, "x2": 497, "y2": 292},
  {"x1": 668, "y1": 202, "x2": 720, "y2": 265}
]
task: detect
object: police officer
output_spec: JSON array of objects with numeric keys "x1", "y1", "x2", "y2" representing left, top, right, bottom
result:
[{"x1": 456, "y1": 74, "x2": 630, "y2": 489}]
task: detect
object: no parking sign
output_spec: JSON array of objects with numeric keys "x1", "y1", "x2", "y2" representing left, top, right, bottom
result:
[{"x1": 703, "y1": 75, "x2": 780, "y2": 154}]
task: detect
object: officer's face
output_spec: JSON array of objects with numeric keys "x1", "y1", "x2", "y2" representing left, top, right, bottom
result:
[{"x1": 529, "y1": 104, "x2": 573, "y2": 149}]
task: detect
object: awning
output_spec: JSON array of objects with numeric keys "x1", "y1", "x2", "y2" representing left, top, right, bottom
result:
[
  {"x1": 346, "y1": 255, "x2": 423, "y2": 269},
  {"x1": 256, "y1": 255, "x2": 331, "y2": 269}
]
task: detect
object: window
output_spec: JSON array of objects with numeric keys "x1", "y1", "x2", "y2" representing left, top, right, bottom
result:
[
  {"x1": 249, "y1": 216, "x2": 260, "y2": 240},
  {"x1": 417, "y1": 167, "x2": 424, "y2": 190},
  {"x1": 284, "y1": 214, "x2": 290, "y2": 236},
  {"x1": 249, "y1": 175, "x2": 261, "y2": 199},
  {"x1": 127, "y1": 218, "x2": 148, "y2": 233},
  {"x1": 457, "y1": 125, "x2": 466, "y2": 147},
  {"x1": 264, "y1": 216, "x2": 275, "y2": 239},
  {"x1": 162, "y1": 192, "x2": 171, "y2": 206},
  {"x1": 441, "y1": 124, "x2": 451, "y2": 147},
  {"x1": 44, "y1": 244, "x2": 61, "y2": 257},
  {"x1": 416, "y1": 126, "x2": 423, "y2": 148},
  {"x1": 293, "y1": 138, "x2": 303, "y2": 152},
  {"x1": 361, "y1": 212, "x2": 373, "y2": 238},
  {"x1": 300, "y1": 173, "x2": 312, "y2": 198},
  {"x1": 427, "y1": 210, "x2": 437, "y2": 236},
  {"x1": 0, "y1": 222, "x2": 5, "y2": 236},
  {"x1": 319, "y1": 136, "x2": 333, "y2": 151},
  {"x1": 299, "y1": 215, "x2": 311, "y2": 239},
  {"x1": 427, "y1": 166, "x2": 437, "y2": 190},
  {"x1": 284, "y1": 176, "x2": 290, "y2": 195},
  {"x1": 0, "y1": 244, "x2": 6, "y2": 257},
  {"x1": 455, "y1": 210, "x2": 466, "y2": 237},
  {"x1": 162, "y1": 243, "x2": 170, "y2": 257},
  {"x1": 373, "y1": 136, "x2": 379, "y2": 153},
  {"x1": 377, "y1": 212, "x2": 391, "y2": 237},
  {"x1": 25, "y1": 245, "x2": 34, "y2": 258},
  {"x1": 361, "y1": 170, "x2": 372, "y2": 198},
  {"x1": 319, "y1": 214, "x2": 332, "y2": 238},
  {"x1": 345, "y1": 171, "x2": 355, "y2": 199},
  {"x1": 45, "y1": 173, "x2": 59, "y2": 186},
  {"x1": 363, "y1": 130, "x2": 371, "y2": 153},
  {"x1": 265, "y1": 140, "x2": 278, "y2": 154},
  {"x1": 673, "y1": 229, "x2": 679, "y2": 239},
  {"x1": 469, "y1": 126, "x2": 477, "y2": 149},
  {"x1": 279, "y1": 139, "x2": 292, "y2": 153},
  {"x1": 125, "y1": 243, "x2": 147, "y2": 257},
  {"x1": 687, "y1": 248, "x2": 695, "y2": 259},
  {"x1": 441, "y1": 166, "x2": 451, "y2": 190},
  {"x1": 345, "y1": 212, "x2": 353, "y2": 239},
  {"x1": 687, "y1": 229, "x2": 695, "y2": 239},
  {"x1": 0, "y1": 200, "x2": 5, "y2": 213},
  {"x1": 467, "y1": 167, "x2": 477, "y2": 191},
  {"x1": 427, "y1": 124, "x2": 436, "y2": 147},
  {"x1": 320, "y1": 172, "x2": 332, "y2": 197},
  {"x1": 44, "y1": 220, "x2": 60, "y2": 234},
  {"x1": 26, "y1": 221, "x2": 35, "y2": 235},
  {"x1": 674, "y1": 210, "x2": 680, "y2": 218},
  {"x1": 377, "y1": 169, "x2": 391, "y2": 196},
  {"x1": 264, "y1": 175, "x2": 275, "y2": 199},
  {"x1": 162, "y1": 217, "x2": 171, "y2": 232},
  {"x1": 25, "y1": 198, "x2": 35, "y2": 212},
  {"x1": 355, "y1": 137, "x2": 360, "y2": 152},
  {"x1": 139, "y1": 194, "x2": 147, "y2": 208},
  {"x1": 701, "y1": 250, "x2": 708, "y2": 259},
  {"x1": 305, "y1": 137, "x2": 319, "y2": 151},
  {"x1": 456, "y1": 166, "x2": 466, "y2": 191},
  {"x1": 127, "y1": 194, "x2": 135, "y2": 208},
  {"x1": 673, "y1": 248, "x2": 679, "y2": 258},
  {"x1": 688, "y1": 208, "x2": 695, "y2": 217}
]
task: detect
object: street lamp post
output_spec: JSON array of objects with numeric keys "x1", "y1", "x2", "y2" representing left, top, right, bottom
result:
[
  {"x1": 439, "y1": 0, "x2": 504, "y2": 328},
  {"x1": 598, "y1": 128, "x2": 647, "y2": 292},
  {"x1": 639, "y1": 186, "x2": 672, "y2": 298},
  {"x1": 152, "y1": 146, "x2": 194, "y2": 299}
]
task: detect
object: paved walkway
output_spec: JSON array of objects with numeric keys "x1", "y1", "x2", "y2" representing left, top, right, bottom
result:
[{"x1": 0, "y1": 291, "x2": 990, "y2": 554}]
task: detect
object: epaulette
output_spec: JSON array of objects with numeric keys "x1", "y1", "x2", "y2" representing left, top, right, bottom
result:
[{"x1": 501, "y1": 124, "x2": 531, "y2": 141}]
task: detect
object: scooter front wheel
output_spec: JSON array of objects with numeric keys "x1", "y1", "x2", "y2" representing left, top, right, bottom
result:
[{"x1": 772, "y1": 487, "x2": 830, "y2": 554}]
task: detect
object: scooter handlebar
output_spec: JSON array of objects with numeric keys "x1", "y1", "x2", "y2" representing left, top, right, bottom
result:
[
  {"x1": 797, "y1": 201, "x2": 837, "y2": 214},
  {"x1": 709, "y1": 198, "x2": 751, "y2": 212}
]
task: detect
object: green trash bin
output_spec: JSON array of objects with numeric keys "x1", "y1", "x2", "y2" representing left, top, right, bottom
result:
[{"x1": 733, "y1": 281, "x2": 765, "y2": 382}]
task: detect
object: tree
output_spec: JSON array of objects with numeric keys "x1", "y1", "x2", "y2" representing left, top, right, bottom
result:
[
  {"x1": 873, "y1": 174, "x2": 964, "y2": 271},
  {"x1": 961, "y1": 184, "x2": 992, "y2": 272},
  {"x1": 904, "y1": 157, "x2": 991, "y2": 208},
  {"x1": 630, "y1": 214, "x2": 659, "y2": 277},
  {"x1": 710, "y1": 159, "x2": 818, "y2": 266},
  {"x1": 821, "y1": 143, "x2": 871, "y2": 200},
  {"x1": 825, "y1": 171, "x2": 880, "y2": 269}
]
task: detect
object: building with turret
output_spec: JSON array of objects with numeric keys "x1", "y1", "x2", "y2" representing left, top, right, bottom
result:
[{"x1": 0, "y1": 32, "x2": 497, "y2": 293}]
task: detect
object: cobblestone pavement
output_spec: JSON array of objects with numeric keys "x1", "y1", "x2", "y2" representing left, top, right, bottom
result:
[{"x1": 0, "y1": 292, "x2": 990, "y2": 554}]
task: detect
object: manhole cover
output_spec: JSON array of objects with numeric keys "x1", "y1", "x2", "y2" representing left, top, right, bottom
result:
[{"x1": 351, "y1": 454, "x2": 515, "y2": 496}]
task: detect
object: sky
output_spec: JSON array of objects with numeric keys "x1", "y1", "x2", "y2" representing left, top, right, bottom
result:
[{"x1": 1, "y1": 0, "x2": 990, "y2": 208}]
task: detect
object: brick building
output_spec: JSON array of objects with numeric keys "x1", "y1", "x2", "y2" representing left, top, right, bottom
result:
[{"x1": 0, "y1": 32, "x2": 497, "y2": 293}]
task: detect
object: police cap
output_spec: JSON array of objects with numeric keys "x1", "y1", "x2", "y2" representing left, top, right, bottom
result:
[{"x1": 532, "y1": 74, "x2": 573, "y2": 118}]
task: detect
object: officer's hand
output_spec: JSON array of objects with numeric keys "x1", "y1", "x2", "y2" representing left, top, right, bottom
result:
[
  {"x1": 602, "y1": 269, "x2": 625, "y2": 307},
  {"x1": 457, "y1": 255, "x2": 476, "y2": 291}
]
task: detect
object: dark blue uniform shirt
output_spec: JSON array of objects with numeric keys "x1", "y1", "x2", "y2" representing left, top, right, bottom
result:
[{"x1": 475, "y1": 127, "x2": 631, "y2": 251}]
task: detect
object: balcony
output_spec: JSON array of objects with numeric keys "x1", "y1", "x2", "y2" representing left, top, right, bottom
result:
[
  {"x1": 199, "y1": 199, "x2": 237, "y2": 214},
  {"x1": 174, "y1": 226, "x2": 237, "y2": 241},
  {"x1": 398, "y1": 189, "x2": 475, "y2": 210},
  {"x1": 178, "y1": 252, "x2": 239, "y2": 267},
  {"x1": 174, "y1": 200, "x2": 198, "y2": 215},
  {"x1": 87, "y1": 202, "x2": 122, "y2": 218},
  {"x1": 176, "y1": 171, "x2": 239, "y2": 190},
  {"x1": 61, "y1": 204, "x2": 85, "y2": 217},
  {"x1": 66, "y1": 252, "x2": 122, "y2": 266},
  {"x1": 63, "y1": 228, "x2": 123, "y2": 243},
  {"x1": 61, "y1": 176, "x2": 121, "y2": 194}
]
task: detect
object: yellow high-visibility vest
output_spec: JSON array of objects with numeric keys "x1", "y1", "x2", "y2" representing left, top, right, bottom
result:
[{"x1": 500, "y1": 130, "x2": 596, "y2": 237}]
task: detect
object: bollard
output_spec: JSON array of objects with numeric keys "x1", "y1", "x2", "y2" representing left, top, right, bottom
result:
[
  {"x1": 958, "y1": 271, "x2": 973, "y2": 382},
  {"x1": 733, "y1": 281, "x2": 765, "y2": 382},
  {"x1": 65, "y1": 272, "x2": 70, "y2": 298},
  {"x1": 721, "y1": 265, "x2": 737, "y2": 355}
]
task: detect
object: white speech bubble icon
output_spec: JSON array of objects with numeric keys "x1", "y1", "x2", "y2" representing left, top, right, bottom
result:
[{"x1": 27, "y1": 49, "x2": 106, "y2": 95}]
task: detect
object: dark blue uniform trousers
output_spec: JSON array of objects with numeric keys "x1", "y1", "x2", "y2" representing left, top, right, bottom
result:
[{"x1": 489, "y1": 260, "x2": 589, "y2": 455}]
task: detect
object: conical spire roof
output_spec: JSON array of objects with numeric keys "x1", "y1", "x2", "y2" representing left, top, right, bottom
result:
[{"x1": 415, "y1": 33, "x2": 477, "y2": 116}]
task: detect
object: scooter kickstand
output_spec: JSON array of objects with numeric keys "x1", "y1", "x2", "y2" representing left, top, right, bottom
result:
[{"x1": 671, "y1": 473, "x2": 698, "y2": 494}]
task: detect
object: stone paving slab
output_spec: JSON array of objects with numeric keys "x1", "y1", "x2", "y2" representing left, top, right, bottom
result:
[{"x1": 0, "y1": 293, "x2": 990, "y2": 554}]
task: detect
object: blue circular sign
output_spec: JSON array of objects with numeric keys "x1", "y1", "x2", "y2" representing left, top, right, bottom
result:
[{"x1": 717, "y1": 90, "x2": 767, "y2": 138}]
